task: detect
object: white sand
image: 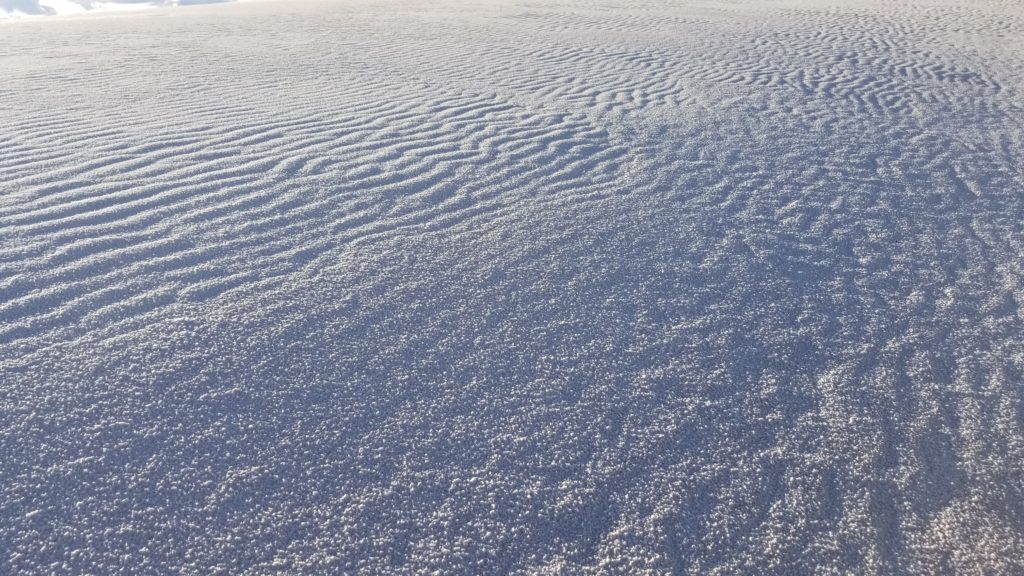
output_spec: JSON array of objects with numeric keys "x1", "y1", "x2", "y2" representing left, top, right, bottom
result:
[{"x1": 2, "y1": 1, "x2": 1023, "y2": 573}]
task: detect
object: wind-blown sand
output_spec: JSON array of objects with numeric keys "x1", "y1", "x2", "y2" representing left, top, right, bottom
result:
[{"x1": 2, "y1": 1, "x2": 1023, "y2": 573}]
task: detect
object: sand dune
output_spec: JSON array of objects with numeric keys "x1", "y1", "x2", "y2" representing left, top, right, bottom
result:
[{"x1": 2, "y1": 1, "x2": 1023, "y2": 573}]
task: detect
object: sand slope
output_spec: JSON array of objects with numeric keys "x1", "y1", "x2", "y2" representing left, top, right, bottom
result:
[{"x1": 2, "y1": 1, "x2": 1023, "y2": 573}]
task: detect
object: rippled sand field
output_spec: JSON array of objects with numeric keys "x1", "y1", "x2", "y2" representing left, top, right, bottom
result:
[{"x1": 2, "y1": 1, "x2": 1024, "y2": 573}]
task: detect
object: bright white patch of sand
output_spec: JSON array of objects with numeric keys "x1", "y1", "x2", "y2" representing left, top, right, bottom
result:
[{"x1": 0, "y1": 0, "x2": 234, "y2": 18}]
